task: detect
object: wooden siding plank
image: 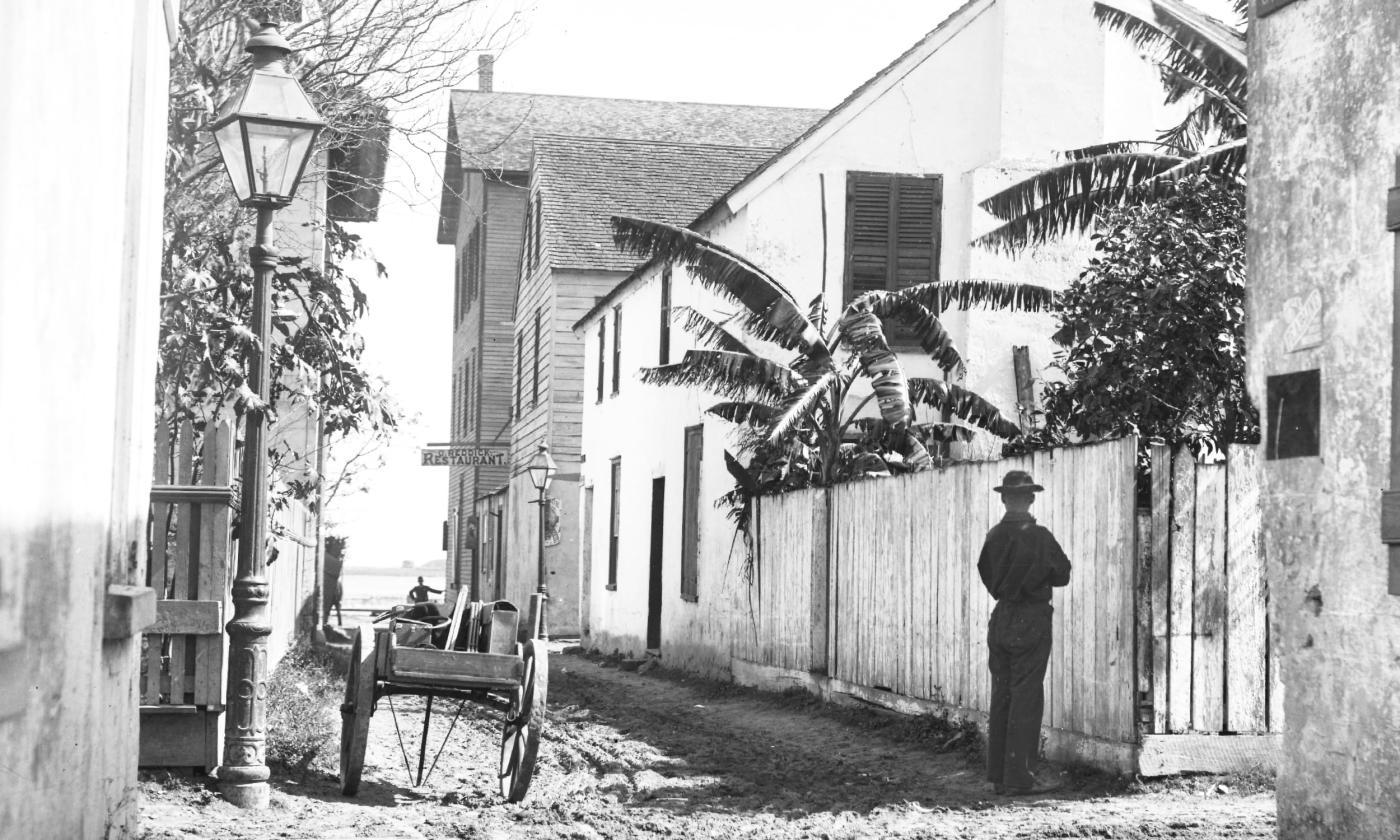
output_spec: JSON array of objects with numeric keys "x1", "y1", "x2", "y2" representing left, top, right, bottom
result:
[
  {"x1": 1168, "y1": 451, "x2": 1196, "y2": 733},
  {"x1": 1226, "y1": 445, "x2": 1267, "y2": 732},
  {"x1": 169, "y1": 422, "x2": 195, "y2": 706}
]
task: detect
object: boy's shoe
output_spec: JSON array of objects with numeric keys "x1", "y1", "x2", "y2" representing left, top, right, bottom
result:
[{"x1": 1002, "y1": 775, "x2": 1063, "y2": 796}]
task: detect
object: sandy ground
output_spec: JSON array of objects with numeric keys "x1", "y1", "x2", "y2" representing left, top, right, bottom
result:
[{"x1": 139, "y1": 648, "x2": 1277, "y2": 839}]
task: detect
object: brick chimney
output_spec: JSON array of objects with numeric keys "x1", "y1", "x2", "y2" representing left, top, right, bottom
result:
[{"x1": 478, "y1": 54, "x2": 494, "y2": 93}]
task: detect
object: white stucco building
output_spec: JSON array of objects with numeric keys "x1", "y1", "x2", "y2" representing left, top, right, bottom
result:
[{"x1": 573, "y1": 0, "x2": 1171, "y2": 669}]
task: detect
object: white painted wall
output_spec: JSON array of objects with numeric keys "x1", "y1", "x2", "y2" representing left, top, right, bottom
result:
[
  {"x1": 0, "y1": 0, "x2": 171, "y2": 835},
  {"x1": 579, "y1": 0, "x2": 1173, "y2": 665}
]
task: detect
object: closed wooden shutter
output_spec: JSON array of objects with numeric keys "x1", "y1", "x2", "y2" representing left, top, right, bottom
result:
[
  {"x1": 680, "y1": 424, "x2": 703, "y2": 601},
  {"x1": 608, "y1": 458, "x2": 621, "y2": 588},
  {"x1": 596, "y1": 317, "x2": 606, "y2": 403},
  {"x1": 844, "y1": 172, "x2": 942, "y2": 301}
]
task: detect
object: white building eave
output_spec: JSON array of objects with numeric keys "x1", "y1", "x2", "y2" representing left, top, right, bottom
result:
[{"x1": 715, "y1": 0, "x2": 995, "y2": 221}]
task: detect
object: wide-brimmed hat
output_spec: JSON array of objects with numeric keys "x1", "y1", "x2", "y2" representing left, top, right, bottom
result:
[{"x1": 994, "y1": 470, "x2": 1044, "y2": 494}]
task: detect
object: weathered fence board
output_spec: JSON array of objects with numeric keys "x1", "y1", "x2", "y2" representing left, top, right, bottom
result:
[
  {"x1": 1150, "y1": 444, "x2": 1172, "y2": 734},
  {"x1": 1168, "y1": 454, "x2": 1197, "y2": 733},
  {"x1": 1192, "y1": 463, "x2": 1226, "y2": 732},
  {"x1": 141, "y1": 418, "x2": 234, "y2": 770},
  {"x1": 1226, "y1": 447, "x2": 1266, "y2": 732}
]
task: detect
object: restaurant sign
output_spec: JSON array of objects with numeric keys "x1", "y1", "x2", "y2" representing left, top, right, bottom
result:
[{"x1": 420, "y1": 446, "x2": 509, "y2": 466}]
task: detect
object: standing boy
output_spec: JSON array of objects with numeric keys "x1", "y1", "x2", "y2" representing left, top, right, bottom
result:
[{"x1": 978, "y1": 470, "x2": 1071, "y2": 795}]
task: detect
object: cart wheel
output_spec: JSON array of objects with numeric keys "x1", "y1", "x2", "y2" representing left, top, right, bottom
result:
[
  {"x1": 339, "y1": 625, "x2": 376, "y2": 796},
  {"x1": 499, "y1": 640, "x2": 547, "y2": 802}
]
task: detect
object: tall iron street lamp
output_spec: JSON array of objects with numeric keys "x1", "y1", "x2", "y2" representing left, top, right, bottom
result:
[
  {"x1": 210, "y1": 19, "x2": 324, "y2": 810},
  {"x1": 525, "y1": 441, "x2": 558, "y2": 639}
]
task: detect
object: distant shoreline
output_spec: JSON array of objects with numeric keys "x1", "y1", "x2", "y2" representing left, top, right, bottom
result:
[{"x1": 342, "y1": 565, "x2": 445, "y2": 577}]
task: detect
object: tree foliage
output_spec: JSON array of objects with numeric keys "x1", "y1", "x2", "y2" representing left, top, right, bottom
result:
[
  {"x1": 1008, "y1": 175, "x2": 1257, "y2": 459},
  {"x1": 160, "y1": 0, "x2": 510, "y2": 510}
]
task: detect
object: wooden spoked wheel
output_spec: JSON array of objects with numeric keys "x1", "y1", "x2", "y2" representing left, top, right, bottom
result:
[
  {"x1": 339, "y1": 625, "x2": 376, "y2": 796},
  {"x1": 499, "y1": 639, "x2": 547, "y2": 802}
]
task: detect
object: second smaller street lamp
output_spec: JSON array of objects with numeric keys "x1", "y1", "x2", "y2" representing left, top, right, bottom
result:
[
  {"x1": 210, "y1": 23, "x2": 325, "y2": 207},
  {"x1": 526, "y1": 441, "x2": 557, "y2": 639},
  {"x1": 526, "y1": 441, "x2": 558, "y2": 494}
]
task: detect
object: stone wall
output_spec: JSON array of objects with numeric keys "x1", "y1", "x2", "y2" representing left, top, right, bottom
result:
[{"x1": 1250, "y1": 1, "x2": 1400, "y2": 835}]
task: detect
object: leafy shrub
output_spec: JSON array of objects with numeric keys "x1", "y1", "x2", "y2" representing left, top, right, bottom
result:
[{"x1": 265, "y1": 643, "x2": 343, "y2": 779}]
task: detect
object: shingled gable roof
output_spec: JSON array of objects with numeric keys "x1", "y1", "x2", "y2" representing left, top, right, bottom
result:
[
  {"x1": 436, "y1": 91, "x2": 826, "y2": 243},
  {"x1": 532, "y1": 135, "x2": 779, "y2": 272}
]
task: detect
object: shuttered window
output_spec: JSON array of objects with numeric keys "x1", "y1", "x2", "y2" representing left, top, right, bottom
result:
[
  {"x1": 514, "y1": 331, "x2": 524, "y2": 418},
  {"x1": 596, "y1": 316, "x2": 606, "y2": 403},
  {"x1": 530, "y1": 194, "x2": 543, "y2": 272},
  {"x1": 680, "y1": 424, "x2": 703, "y2": 602},
  {"x1": 844, "y1": 172, "x2": 942, "y2": 301},
  {"x1": 659, "y1": 265, "x2": 672, "y2": 365},
  {"x1": 611, "y1": 306, "x2": 622, "y2": 396},
  {"x1": 464, "y1": 227, "x2": 481, "y2": 309},
  {"x1": 607, "y1": 457, "x2": 621, "y2": 589},
  {"x1": 531, "y1": 308, "x2": 541, "y2": 407}
]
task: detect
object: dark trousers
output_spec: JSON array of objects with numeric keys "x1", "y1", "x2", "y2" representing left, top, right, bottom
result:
[{"x1": 986, "y1": 600, "x2": 1053, "y2": 789}]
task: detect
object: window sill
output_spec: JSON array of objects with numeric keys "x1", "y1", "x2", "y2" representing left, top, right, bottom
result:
[{"x1": 605, "y1": 583, "x2": 618, "y2": 592}]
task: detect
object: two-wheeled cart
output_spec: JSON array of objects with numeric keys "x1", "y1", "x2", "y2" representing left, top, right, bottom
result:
[{"x1": 339, "y1": 593, "x2": 547, "y2": 802}]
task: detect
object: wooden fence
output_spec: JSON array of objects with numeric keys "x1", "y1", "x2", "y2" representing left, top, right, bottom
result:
[
  {"x1": 744, "y1": 438, "x2": 1276, "y2": 772},
  {"x1": 141, "y1": 419, "x2": 235, "y2": 771},
  {"x1": 1143, "y1": 444, "x2": 1282, "y2": 750}
]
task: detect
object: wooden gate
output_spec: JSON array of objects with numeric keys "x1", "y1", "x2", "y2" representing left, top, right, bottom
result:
[
  {"x1": 1138, "y1": 443, "x2": 1281, "y2": 774},
  {"x1": 139, "y1": 419, "x2": 235, "y2": 771}
]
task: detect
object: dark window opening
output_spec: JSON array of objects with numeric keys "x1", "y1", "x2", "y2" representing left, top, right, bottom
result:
[
  {"x1": 659, "y1": 265, "x2": 672, "y2": 365},
  {"x1": 680, "y1": 424, "x2": 703, "y2": 602},
  {"x1": 515, "y1": 331, "x2": 524, "y2": 418},
  {"x1": 596, "y1": 317, "x2": 606, "y2": 403},
  {"x1": 532, "y1": 308, "x2": 542, "y2": 407},
  {"x1": 611, "y1": 305, "x2": 622, "y2": 396},
  {"x1": 607, "y1": 457, "x2": 621, "y2": 589}
]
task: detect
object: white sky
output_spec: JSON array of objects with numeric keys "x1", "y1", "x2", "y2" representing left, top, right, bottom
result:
[{"x1": 332, "y1": 0, "x2": 1238, "y2": 570}]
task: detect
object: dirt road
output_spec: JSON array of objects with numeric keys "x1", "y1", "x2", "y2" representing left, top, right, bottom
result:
[{"x1": 139, "y1": 649, "x2": 1276, "y2": 839}]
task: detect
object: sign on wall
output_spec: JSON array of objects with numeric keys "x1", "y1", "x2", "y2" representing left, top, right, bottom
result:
[{"x1": 420, "y1": 446, "x2": 508, "y2": 466}]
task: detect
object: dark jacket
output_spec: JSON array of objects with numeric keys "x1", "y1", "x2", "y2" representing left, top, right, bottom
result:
[{"x1": 977, "y1": 513, "x2": 1071, "y2": 603}]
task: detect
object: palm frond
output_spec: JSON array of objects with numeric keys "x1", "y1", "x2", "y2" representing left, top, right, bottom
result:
[
  {"x1": 895, "y1": 280, "x2": 1058, "y2": 317},
  {"x1": 838, "y1": 304, "x2": 911, "y2": 428},
  {"x1": 724, "y1": 449, "x2": 760, "y2": 499},
  {"x1": 638, "y1": 349, "x2": 796, "y2": 402},
  {"x1": 1155, "y1": 83, "x2": 1246, "y2": 149},
  {"x1": 610, "y1": 216, "x2": 829, "y2": 361},
  {"x1": 807, "y1": 293, "x2": 829, "y2": 334},
  {"x1": 706, "y1": 400, "x2": 777, "y2": 428},
  {"x1": 907, "y1": 378, "x2": 1021, "y2": 439},
  {"x1": 858, "y1": 291, "x2": 964, "y2": 376},
  {"x1": 1061, "y1": 140, "x2": 1193, "y2": 160},
  {"x1": 672, "y1": 305, "x2": 753, "y2": 354},
  {"x1": 766, "y1": 368, "x2": 841, "y2": 445},
  {"x1": 974, "y1": 153, "x2": 1187, "y2": 252},
  {"x1": 1093, "y1": 1, "x2": 1245, "y2": 111},
  {"x1": 912, "y1": 421, "x2": 976, "y2": 445},
  {"x1": 1133, "y1": 137, "x2": 1247, "y2": 195}
]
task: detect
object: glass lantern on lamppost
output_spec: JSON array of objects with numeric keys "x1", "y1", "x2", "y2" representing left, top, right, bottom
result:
[
  {"x1": 526, "y1": 442, "x2": 558, "y2": 639},
  {"x1": 209, "y1": 19, "x2": 324, "y2": 811}
]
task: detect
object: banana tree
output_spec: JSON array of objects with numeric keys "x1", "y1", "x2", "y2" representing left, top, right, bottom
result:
[
  {"x1": 975, "y1": 0, "x2": 1247, "y2": 252},
  {"x1": 610, "y1": 216, "x2": 1055, "y2": 551}
]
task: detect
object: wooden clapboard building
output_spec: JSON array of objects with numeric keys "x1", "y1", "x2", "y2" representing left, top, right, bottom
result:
[{"x1": 435, "y1": 61, "x2": 823, "y2": 629}]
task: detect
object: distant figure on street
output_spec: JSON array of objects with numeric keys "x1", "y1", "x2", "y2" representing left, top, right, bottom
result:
[
  {"x1": 978, "y1": 470, "x2": 1071, "y2": 796},
  {"x1": 407, "y1": 576, "x2": 442, "y2": 604}
]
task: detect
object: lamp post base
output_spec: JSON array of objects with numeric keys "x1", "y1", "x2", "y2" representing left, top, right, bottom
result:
[{"x1": 218, "y1": 780, "x2": 270, "y2": 809}]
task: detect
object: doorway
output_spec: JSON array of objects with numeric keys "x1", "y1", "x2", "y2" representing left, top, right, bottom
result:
[{"x1": 647, "y1": 477, "x2": 665, "y2": 651}]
